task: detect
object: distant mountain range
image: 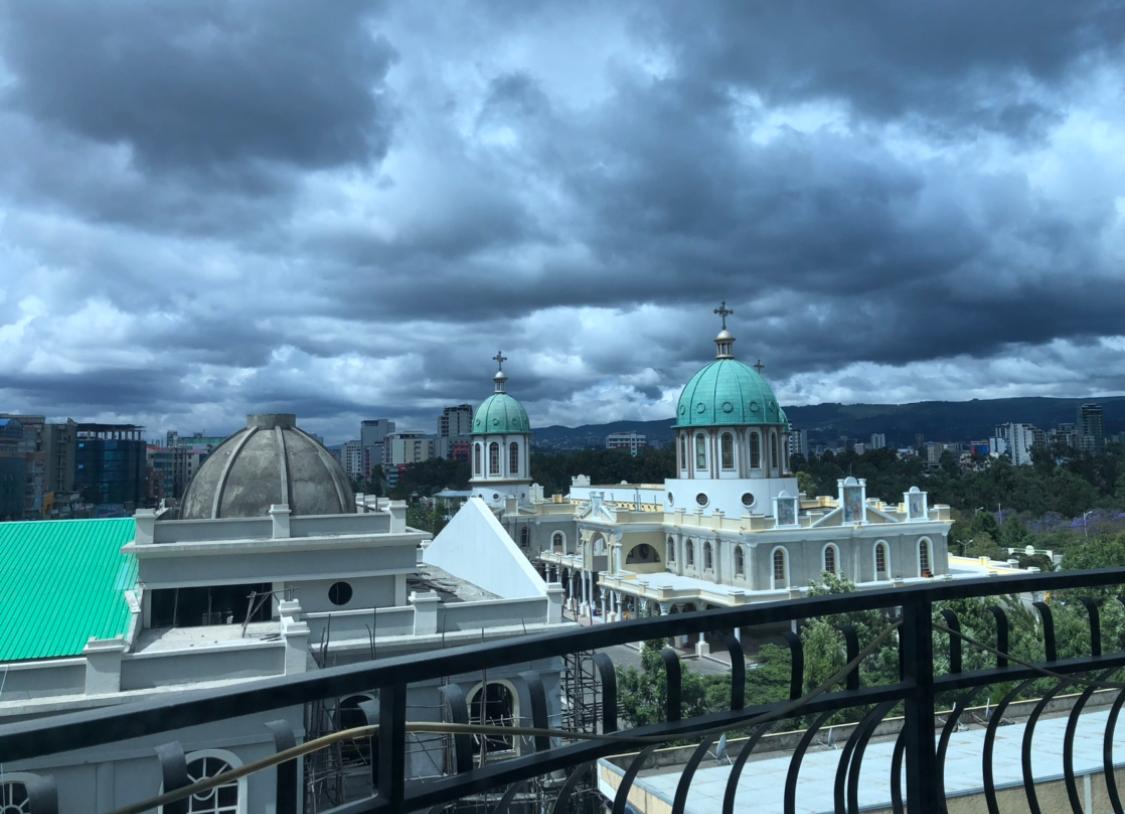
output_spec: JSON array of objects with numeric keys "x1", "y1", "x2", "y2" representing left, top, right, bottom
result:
[{"x1": 533, "y1": 396, "x2": 1125, "y2": 450}]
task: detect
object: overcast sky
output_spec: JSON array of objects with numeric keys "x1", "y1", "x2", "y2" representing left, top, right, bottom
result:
[{"x1": 2, "y1": 2, "x2": 1125, "y2": 443}]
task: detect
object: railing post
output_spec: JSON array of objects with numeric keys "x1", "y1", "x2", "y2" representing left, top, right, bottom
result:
[
  {"x1": 378, "y1": 682, "x2": 407, "y2": 809},
  {"x1": 901, "y1": 596, "x2": 940, "y2": 812}
]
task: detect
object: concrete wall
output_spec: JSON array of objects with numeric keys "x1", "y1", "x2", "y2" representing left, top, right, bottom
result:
[
  {"x1": 284, "y1": 575, "x2": 397, "y2": 614},
  {"x1": 0, "y1": 659, "x2": 85, "y2": 700},
  {"x1": 6, "y1": 706, "x2": 303, "y2": 814},
  {"x1": 440, "y1": 597, "x2": 547, "y2": 631},
  {"x1": 305, "y1": 606, "x2": 416, "y2": 644},
  {"x1": 138, "y1": 543, "x2": 417, "y2": 588},
  {"x1": 122, "y1": 644, "x2": 285, "y2": 689}
]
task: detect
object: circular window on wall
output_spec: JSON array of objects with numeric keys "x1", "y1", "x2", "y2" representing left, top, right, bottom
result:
[
  {"x1": 741, "y1": 492, "x2": 755, "y2": 508},
  {"x1": 696, "y1": 493, "x2": 709, "y2": 507},
  {"x1": 329, "y1": 581, "x2": 353, "y2": 606},
  {"x1": 492, "y1": 493, "x2": 500, "y2": 501},
  {"x1": 696, "y1": 402, "x2": 706, "y2": 414},
  {"x1": 721, "y1": 401, "x2": 734, "y2": 413},
  {"x1": 749, "y1": 401, "x2": 760, "y2": 412}
]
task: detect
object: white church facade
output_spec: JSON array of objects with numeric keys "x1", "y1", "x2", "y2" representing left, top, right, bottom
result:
[{"x1": 479, "y1": 306, "x2": 1017, "y2": 644}]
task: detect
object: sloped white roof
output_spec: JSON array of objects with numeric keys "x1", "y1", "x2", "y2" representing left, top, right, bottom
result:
[{"x1": 423, "y1": 497, "x2": 546, "y2": 599}]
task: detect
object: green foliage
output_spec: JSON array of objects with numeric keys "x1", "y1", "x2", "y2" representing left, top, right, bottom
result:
[
  {"x1": 532, "y1": 447, "x2": 676, "y2": 496},
  {"x1": 388, "y1": 458, "x2": 470, "y2": 499},
  {"x1": 405, "y1": 501, "x2": 450, "y2": 535},
  {"x1": 616, "y1": 641, "x2": 724, "y2": 728}
]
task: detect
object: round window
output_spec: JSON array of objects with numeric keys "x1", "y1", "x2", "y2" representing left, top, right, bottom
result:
[
  {"x1": 328, "y1": 581, "x2": 353, "y2": 606},
  {"x1": 679, "y1": 404, "x2": 687, "y2": 415},
  {"x1": 748, "y1": 401, "x2": 760, "y2": 412},
  {"x1": 696, "y1": 493, "x2": 708, "y2": 507},
  {"x1": 741, "y1": 492, "x2": 755, "y2": 508},
  {"x1": 696, "y1": 402, "x2": 706, "y2": 414},
  {"x1": 492, "y1": 493, "x2": 500, "y2": 501},
  {"x1": 721, "y1": 401, "x2": 734, "y2": 413}
]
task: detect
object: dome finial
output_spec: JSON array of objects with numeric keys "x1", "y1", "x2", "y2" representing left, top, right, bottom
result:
[
  {"x1": 492, "y1": 349, "x2": 509, "y2": 393},
  {"x1": 712, "y1": 301, "x2": 735, "y2": 359}
]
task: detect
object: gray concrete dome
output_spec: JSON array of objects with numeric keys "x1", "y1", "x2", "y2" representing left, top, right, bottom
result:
[{"x1": 180, "y1": 414, "x2": 355, "y2": 519}]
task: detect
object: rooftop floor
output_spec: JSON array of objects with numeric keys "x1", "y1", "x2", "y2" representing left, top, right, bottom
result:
[{"x1": 615, "y1": 707, "x2": 1122, "y2": 813}]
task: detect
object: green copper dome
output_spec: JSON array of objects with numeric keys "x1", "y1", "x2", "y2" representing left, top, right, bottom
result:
[
  {"x1": 472, "y1": 392, "x2": 531, "y2": 435},
  {"x1": 675, "y1": 359, "x2": 786, "y2": 428}
]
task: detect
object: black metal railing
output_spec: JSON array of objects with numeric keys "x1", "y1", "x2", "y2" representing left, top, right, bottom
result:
[{"x1": 7, "y1": 567, "x2": 1125, "y2": 813}]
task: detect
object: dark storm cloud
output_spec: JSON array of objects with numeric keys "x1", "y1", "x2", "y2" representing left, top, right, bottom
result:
[
  {"x1": 1, "y1": 0, "x2": 1124, "y2": 439},
  {"x1": 0, "y1": 1, "x2": 396, "y2": 172},
  {"x1": 647, "y1": 0, "x2": 1125, "y2": 132}
]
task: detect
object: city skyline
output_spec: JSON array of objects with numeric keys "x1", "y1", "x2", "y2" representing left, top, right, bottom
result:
[{"x1": 3, "y1": 3, "x2": 1125, "y2": 442}]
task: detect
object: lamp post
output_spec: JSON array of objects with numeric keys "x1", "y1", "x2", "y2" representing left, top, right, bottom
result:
[{"x1": 1083, "y1": 510, "x2": 1093, "y2": 540}]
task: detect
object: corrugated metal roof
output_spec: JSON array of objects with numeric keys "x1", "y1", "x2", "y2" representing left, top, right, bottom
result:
[{"x1": 0, "y1": 517, "x2": 137, "y2": 662}]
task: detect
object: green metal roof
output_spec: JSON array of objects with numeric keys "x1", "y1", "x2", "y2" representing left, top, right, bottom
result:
[
  {"x1": 675, "y1": 359, "x2": 786, "y2": 428},
  {"x1": 0, "y1": 517, "x2": 137, "y2": 662},
  {"x1": 471, "y1": 393, "x2": 531, "y2": 435}
]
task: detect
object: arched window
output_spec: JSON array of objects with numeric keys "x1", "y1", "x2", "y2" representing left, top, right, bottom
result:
[
  {"x1": 469, "y1": 682, "x2": 516, "y2": 756},
  {"x1": 626, "y1": 543, "x2": 660, "y2": 564},
  {"x1": 720, "y1": 433, "x2": 734, "y2": 470},
  {"x1": 179, "y1": 750, "x2": 244, "y2": 814},
  {"x1": 509, "y1": 442, "x2": 520, "y2": 475},
  {"x1": 875, "y1": 542, "x2": 889, "y2": 581},
  {"x1": 770, "y1": 432, "x2": 779, "y2": 469},
  {"x1": 772, "y1": 548, "x2": 788, "y2": 589},
  {"x1": 734, "y1": 545, "x2": 745, "y2": 577},
  {"x1": 667, "y1": 535, "x2": 676, "y2": 563},
  {"x1": 686, "y1": 540, "x2": 695, "y2": 566},
  {"x1": 695, "y1": 434, "x2": 708, "y2": 469},
  {"x1": 519, "y1": 527, "x2": 529, "y2": 548},
  {"x1": 473, "y1": 444, "x2": 482, "y2": 477},
  {"x1": 339, "y1": 694, "x2": 375, "y2": 765},
  {"x1": 823, "y1": 544, "x2": 838, "y2": 575},
  {"x1": 703, "y1": 542, "x2": 713, "y2": 570},
  {"x1": 919, "y1": 538, "x2": 932, "y2": 577},
  {"x1": 750, "y1": 432, "x2": 761, "y2": 468},
  {"x1": 552, "y1": 532, "x2": 564, "y2": 552},
  {"x1": 1, "y1": 779, "x2": 30, "y2": 814},
  {"x1": 488, "y1": 442, "x2": 500, "y2": 475},
  {"x1": 680, "y1": 434, "x2": 687, "y2": 471}
]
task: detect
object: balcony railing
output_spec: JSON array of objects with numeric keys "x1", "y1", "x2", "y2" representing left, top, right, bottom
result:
[{"x1": 5, "y1": 567, "x2": 1125, "y2": 813}]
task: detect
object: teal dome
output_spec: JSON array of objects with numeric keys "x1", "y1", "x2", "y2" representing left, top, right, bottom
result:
[
  {"x1": 675, "y1": 359, "x2": 785, "y2": 428},
  {"x1": 472, "y1": 393, "x2": 531, "y2": 435}
]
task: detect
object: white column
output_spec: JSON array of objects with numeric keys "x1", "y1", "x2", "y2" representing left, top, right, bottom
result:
[{"x1": 568, "y1": 569, "x2": 577, "y2": 611}]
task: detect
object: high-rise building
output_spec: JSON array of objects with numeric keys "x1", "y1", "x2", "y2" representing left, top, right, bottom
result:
[
  {"x1": 384, "y1": 432, "x2": 435, "y2": 467},
  {"x1": 1077, "y1": 403, "x2": 1105, "y2": 454},
  {"x1": 73, "y1": 423, "x2": 147, "y2": 509},
  {"x1": 1052, "y1": 422, "x2": 1077, "y2": 449},
  {"x1": 993, "y1": 422, "x2": 1038, "y2": 466},
  {"x1": 869, "y1": 433, "x2": 886, "y2": 450},
  {"x1": 605, "y1": 431, "x2": 647, "y2": 455},
  {"x1": 787, "y1": 428, "x2": 809, "y2": 459},
  {"x1": 360, "y1": 419, "x2": 395, "y2": 477},
  {"x1": 0, "y1": 414, "x2": 47, "y2": 516},
  {"x1": 44, "y1": 419, "x2": 77, "y2": 494},
  {"x1": 341, "y1": 440, "x2": 364, "y2": 481},
  {"x1": 437, "y1": 404, "x2": 474, "y2": 458}
]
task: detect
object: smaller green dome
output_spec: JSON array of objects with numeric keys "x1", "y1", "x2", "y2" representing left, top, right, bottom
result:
[
  {"x1": 676, "y1": 359, "x2": 785, "y2": 428},
  {"x1": 472, "y1": 393, "x2": 531, "y2": 435}
]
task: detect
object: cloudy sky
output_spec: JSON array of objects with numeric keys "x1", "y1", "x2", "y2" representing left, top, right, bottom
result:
[{"x1": 2, "y1": 2, "x2": 1125, "y2": 443}]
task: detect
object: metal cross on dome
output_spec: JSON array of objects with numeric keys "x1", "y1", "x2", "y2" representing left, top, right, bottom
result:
[
  {"x1": 493, "y1": 350, "x2": 508, "y2": 371},
  {"x1": 714, "y1": 301, "x2": 734, "y2": 329},
  {"x1": 753, "y1": 359, "x2": 766, "y2": 374}
]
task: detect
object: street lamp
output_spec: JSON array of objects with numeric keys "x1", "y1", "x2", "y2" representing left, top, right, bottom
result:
[{"x1": 1083, "y1": 510, "x2": 1094, "y2": 539}]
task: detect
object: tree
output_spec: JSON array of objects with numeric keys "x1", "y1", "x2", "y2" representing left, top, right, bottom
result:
[{"x1": 616, "y1": 641, "x2": 723, "y2": 728}]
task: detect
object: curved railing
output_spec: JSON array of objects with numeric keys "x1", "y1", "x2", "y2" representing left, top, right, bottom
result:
[{"x1": 5, "y1": 567, "x2": 1125, "y2": 813}]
